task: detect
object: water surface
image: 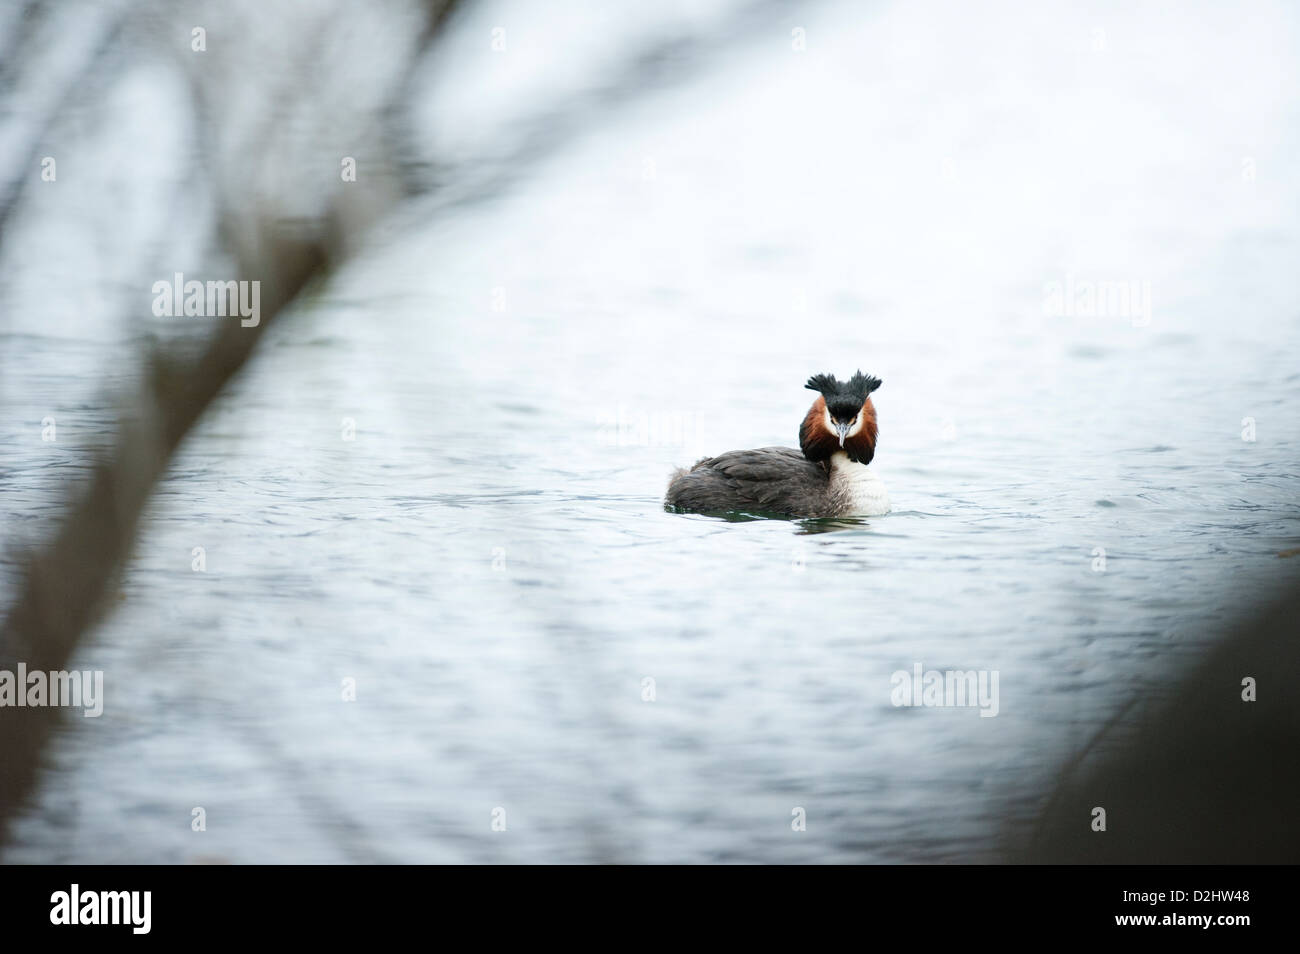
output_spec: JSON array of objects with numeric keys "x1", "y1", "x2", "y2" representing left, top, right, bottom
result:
[{"x1": 2, "y1": 0, "x2": 1298, "y2": 862}]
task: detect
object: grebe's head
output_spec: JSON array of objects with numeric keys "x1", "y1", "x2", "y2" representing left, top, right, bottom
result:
[{"x1": 799, "y1": 371, "x2": 882, "y2": 465}]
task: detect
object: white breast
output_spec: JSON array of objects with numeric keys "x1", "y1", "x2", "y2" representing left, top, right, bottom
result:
[{"x1": 828, "y1": 452, "x2": 891, "y2": 516}]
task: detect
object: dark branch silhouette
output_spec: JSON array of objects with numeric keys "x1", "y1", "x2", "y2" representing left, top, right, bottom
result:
[{"x1": 0, "y1": 0, "x2": 462, "y2": 844}]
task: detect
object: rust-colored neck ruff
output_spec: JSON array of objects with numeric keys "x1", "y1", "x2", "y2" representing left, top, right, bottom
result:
[{"x1": 799, "y1": 395, "x2": 877, "y2": 465}]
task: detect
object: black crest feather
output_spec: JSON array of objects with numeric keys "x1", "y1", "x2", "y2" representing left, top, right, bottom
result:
[
  {"x1": 805, "y1": 370, "x2": 882, "y2": 415},
  {"x1": 804, "y1": 373, "x2": 840, "y2": 396}
]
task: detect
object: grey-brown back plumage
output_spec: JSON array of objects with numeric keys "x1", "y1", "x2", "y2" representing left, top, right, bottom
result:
[{"x1": 664, "y1": 446, "x2": 830, "y2": 516}]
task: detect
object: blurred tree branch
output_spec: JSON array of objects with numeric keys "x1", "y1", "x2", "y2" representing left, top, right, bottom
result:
[
  {"x1": 0, "y1": 0, "x2": 462, "y2": 845},
  {"x1": 1009, "y1": 580, "x2": 1300, "y2": 863},
  {"x1": 0, "y1": 0, "x2": 129, "y2": 248}
]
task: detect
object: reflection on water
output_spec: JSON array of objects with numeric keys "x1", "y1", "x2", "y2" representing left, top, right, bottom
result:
[
  {"x1": 2, "y1": 0, "x2": 1299, "y2": 862},
  {"x1": 794, "y1": 517, "x2": 879, "y2": 535}
]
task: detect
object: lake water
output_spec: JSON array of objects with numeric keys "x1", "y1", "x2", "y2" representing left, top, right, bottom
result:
[{"x1": 2, "y1": 0, "x2": 1298, "y2": 862}]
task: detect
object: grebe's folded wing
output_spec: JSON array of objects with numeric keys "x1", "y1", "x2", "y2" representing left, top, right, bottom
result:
[
  {"x1": 706, "y1": 446, "x2": 818, "y2": 481},
  {"x1": 672, "y1": 446, "x2": 826, "y2": 512}
]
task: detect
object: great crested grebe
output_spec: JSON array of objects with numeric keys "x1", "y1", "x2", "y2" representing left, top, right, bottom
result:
[{"x1": 665, "y1": 371, "x2": 890, "y2": 518}]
